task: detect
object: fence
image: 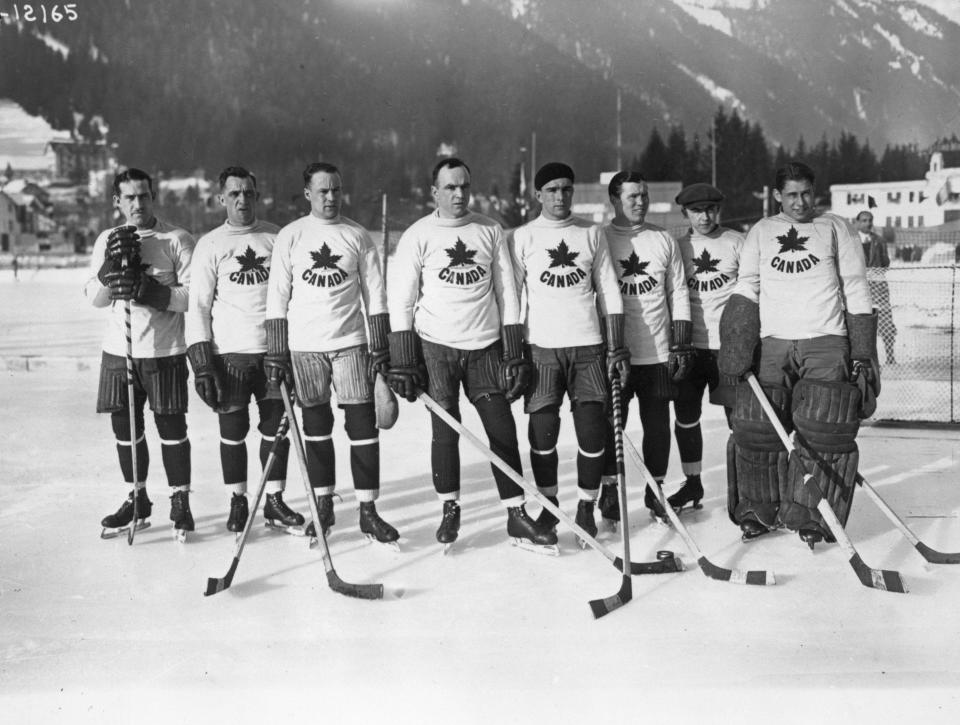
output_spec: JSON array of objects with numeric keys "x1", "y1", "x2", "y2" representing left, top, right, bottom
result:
[{"x1": 874, "y1": 264, "x2": 960, "y2": 423}]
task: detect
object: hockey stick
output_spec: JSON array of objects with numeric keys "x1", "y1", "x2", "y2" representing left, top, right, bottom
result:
[
  {"x1": 281, "y1": 381, "x2": 384, "y2": 600},
  {"x1": 857, "y1": 473, "x2": 960, "y2": 564},
  {"x1": 204, "y1": 412, "x2": 291, "y2": 596},
  {"x1": 745, "y1": 374, "x2": 906, "y2": 593},
  {"x1": 418, "y1": 391, "x2": 682, "y2": 579},
  {"x1": 122, "y1": 252, "x2": 143, "y2": 546},
  {"x1": 622, "y1": 435, "x2": 775, "y2": 586},
  {"x1": 589, "y1": 374, "x2": 632, "y2": 618}
]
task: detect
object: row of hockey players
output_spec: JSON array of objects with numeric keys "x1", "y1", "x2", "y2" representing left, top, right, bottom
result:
[{"x1": 86, "y1": 156, "x2": 879, "y2": 551}]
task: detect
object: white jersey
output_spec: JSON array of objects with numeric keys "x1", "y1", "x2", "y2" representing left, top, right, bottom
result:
[
  {"x1": 510, "y1": 214, "x2": 622, "y2": 349},
  {"x1": 388, "y1": 210, "x2": 519, "y2": 349},
  {"x1": 733, "y1": 212, "x2": 872, "y2": 339},
  {"x1": 677, "y1": 226, "x2": 743, "y2": 350},
  {"x1": 266, "y1": 214, "x2": 386, "y2": 352},
  {"x1": 602, "y1": 222, "x2": 689, "y2": 365},
  {"x1": 83, "y1": 219, "x2": 194, "y2": 358},
  {"x1": 185, "y1": 219, "x2": 279, "y2": 354}
]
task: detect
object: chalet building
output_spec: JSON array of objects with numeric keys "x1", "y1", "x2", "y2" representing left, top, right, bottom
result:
[
  {"x1": 0, "y1": 191, "x2": 19, "y2": 253},
  {"x1": 830, "y1": 149, "x2": 960, "y2": 229}
]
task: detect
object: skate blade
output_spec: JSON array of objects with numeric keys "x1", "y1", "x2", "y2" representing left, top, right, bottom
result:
[
  {"x1": 173, "y1": 526, "x2": 191, "y2": 543},
  {"x1": 363, "y1": 533, "x2": 401, "y2": 552},
  {"x1": 600, "y1": 518, "x2": 619, "y2": 534},
  {"x1": 672, "y1": 501, "x2": 704, "y2": 515},
  {"x1": 264, "y1": 520, "x2": 307, "y2": 537},
  {"x1": 100, "y1": 520, "x2": 151, "y2": 540},
  {"x1": 648, "y1": 511, "x2": 670, "y2": 527},
  {"x1": 511, "y1": 538, "x2": 560, "y2": 556}
]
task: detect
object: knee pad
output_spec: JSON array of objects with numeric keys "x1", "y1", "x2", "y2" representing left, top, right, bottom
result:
[
  {"x1": 344, "y1": 403, "x2": 377, "y2": 441},
  {"x1": 219, "y1": 408, "x2": 250, "y2": 443},
  {"x1": 111, "y1": 409, "x2": 145, "y2": 442},
  {"x1": 528, "y1": 406, "x2": 561, "y2": 451},
  {"x1": 154, "y1": 413, "x2": 187, "y2": 441},
  {"x1": 302, "y1": 402, "x2": 334, "y2": 437},
  {"x1": 256, "y1": 398, "x2": 284, "y2": 438}
]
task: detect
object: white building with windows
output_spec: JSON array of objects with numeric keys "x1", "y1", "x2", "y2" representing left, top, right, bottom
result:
[{"x1": 830, "y1": 149, "x2": 960, "y2": 228}]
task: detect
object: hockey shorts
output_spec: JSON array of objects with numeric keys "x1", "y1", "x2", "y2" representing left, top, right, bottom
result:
[
  {"x1": 623, "y1": 362, "x2": 674, "y2": 403},
  {"x1": 525, "y1": 344, "x2": 607, "y2": 413},
  {"x1": 291, "y1": 346, "x2": 372, "y2": 408},
  {"x1": 421, "y1": 339, "x2": 503, "y2": 408},
  {"x1": 97, "y1": 352, "x2": 189, "y2": 415},
  {"x1": 214, "y1": 352, "x2": 273, "y2": 414}
]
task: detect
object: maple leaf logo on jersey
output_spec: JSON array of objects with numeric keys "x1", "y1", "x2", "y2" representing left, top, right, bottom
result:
[
  {"x1": 302, "y1": 242, "x2": 349, "y2": 288},
  {"x1": 230, "y1": 246, "x2": 269, "y2": 285},
  {"x1": 769, "y1": 225, "x2": 821, "y2": 275},
  {"x1": 691, "y1": 248, "x2": 719, "y2": 275},
  {"x1": 547, "y1": 240, "x2": 579, "y2": 268},
  {"x1": 444, "y1": 238, "x2": 477, "y2": 267},
  {"x1": 776, "y1": 226, "x2": 808, "y2": 254},
  {"x1": 439, "y1": 237, "x2": 487, "y2": 286},
  {"x1": 619, "y1": 252, "x2": 649, "y2": 278}
]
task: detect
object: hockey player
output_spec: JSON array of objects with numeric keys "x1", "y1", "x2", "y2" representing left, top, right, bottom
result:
[
  {"x1": 85, "y1": 168, "x2": 196, "y2": 539},
  {"x1": 264, "y1": 162, "x2": 398, "y2": 546},
  {"x1": 386, "y1": 157, "x2": 556, "y2": 552},
  {"x1": 509, "y1": 162, "x2": 630, "y2": 544},
  {"x1": 669, "y1": 183, "x2": 743, "y2": 512},
  {"x1": 185, "y1": 166, "x2": 304, "y2": 535},
  {"x1": 720, "y1": 162, "x2": 879, "y2": 546},
  {"x1": 597, "y1": 171, "x2": 692, "y2": 527}
]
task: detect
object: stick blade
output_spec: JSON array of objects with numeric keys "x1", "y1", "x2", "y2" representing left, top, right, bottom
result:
[
  {"x1": 697, "y1": 556, "x2": 775, "y2": 586},
  {"x1": 915, "y1": 542, "x2": 960, "y2": 564},
  {"x1": 327, "y1": 571, "x2": 384, "y2": 600},
  {"x1": 588, "y1": 576, "x2": 632, "y2": 619},
  {"x1": 204, "y1": 559, "x2": 239, "y2": 597},
  {"x1": 849, "y1": 554, "x2": 907, "y2": 593}
]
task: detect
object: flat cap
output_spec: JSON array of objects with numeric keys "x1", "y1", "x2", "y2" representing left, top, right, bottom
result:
[
  {"x1": 675, "y1": 183, "x2": 724, "y2": 207},
  {"x1": 535, "y1": 162, "x2": 575, "y2": 191}
]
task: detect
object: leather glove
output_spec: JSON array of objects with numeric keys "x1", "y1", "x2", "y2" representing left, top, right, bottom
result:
[
  {"x1": 387, "y1": 330, "x2": 427, "y2": 403},
  {"x1": 367, "y1": 313, "x2": 391, "y2": 382},
  {"x1": 105, "y1": 225, "x2": 141, "y2": 264},
  {"x1": 667, "y1": 319, "x2": 694, "y2": 382},
  {"x1": 604, "y1": 313, "x2": 630, "y2": 385},
  {"x1": 186, "y1": 341, "x2": 223, "y2": 410},
  {"x1": 499, "y1": 324, "x2": 531, "y2": 402},
  {"x1": 264, "y1": 318, "x2": 293, "y2": 387}
]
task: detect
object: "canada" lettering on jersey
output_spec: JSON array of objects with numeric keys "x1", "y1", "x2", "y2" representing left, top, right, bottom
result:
[{"x1": 230, "y1": 246, "x2": 270, "y2": 285}]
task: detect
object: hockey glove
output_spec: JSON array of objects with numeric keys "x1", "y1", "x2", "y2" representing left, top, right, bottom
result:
[
  {"x1": 604, "y1": 313, "x2": 631, "y2": 384},
  {"x1": 367, "y1": 313, "x2": 391, "y2": 382},
  {"x1": 718, "y1": 294, "x2": 760, "y2": 379},
  {"x1": 105, "y1": 225, "x2": 141, "y2": 264},
  {"x1": 499, "y1": 324, "x2": 531, "y2": 402},
  {"x1": 132, "y1": 273, "x2": 172, "y2": 311},
  {"x1": 186, "y1": 341, "x2": 223, "y2": 410},
  {"x1": 102, "y1": 266, "x2": 141, "y2": 301},
  {"x1": 667, "y1": 319, "x2": 695, "y2": 382},
  {"x1": 387, "y1": 330, "x2": 427, "y2": 403},
  {"x1": 264, "y1": 318, "x2": 293, "y2": 388}
]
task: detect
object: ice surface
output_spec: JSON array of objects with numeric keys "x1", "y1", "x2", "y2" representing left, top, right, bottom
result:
[{"x1": 1, "y1": 268, "x2": 959, "y2": 723}]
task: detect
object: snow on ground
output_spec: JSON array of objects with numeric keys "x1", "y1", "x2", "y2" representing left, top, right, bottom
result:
[{"x1": 1, "y1": 269, "x2": 959, "y2": 723}]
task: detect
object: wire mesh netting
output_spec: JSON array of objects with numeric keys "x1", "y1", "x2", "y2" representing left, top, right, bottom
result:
[{"x1": 873, "y1": 264, "x2": 960, "y2": 423}]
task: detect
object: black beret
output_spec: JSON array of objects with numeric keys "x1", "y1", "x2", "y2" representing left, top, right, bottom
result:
[
  {"x1": 675, "y1": 183, "x2": 724, "y2": 207},
  {"x1": 535, "y1": 162, "x2": 575, "y2": 191}
]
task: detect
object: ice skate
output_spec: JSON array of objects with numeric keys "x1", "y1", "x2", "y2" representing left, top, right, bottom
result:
[
  {"x1": 507, "y1": 505, "x2": 559, "y2": 556},
  {"x1": 437, "y1": 500, "x2": 461, "y2": 554},
  {"x1": 574, "y1": 499, "x2": 598, "y2": 550},
  {"x1": 645, "y1": 483, "x2": 669, "y2": 526},
  {"x1": 667, "y1": 475, "x2": 704, "y2": 513},
  {"x1": 799, "y1": 528, "x2": 822, "y2": 550},
  {"x1": 740, "y1": 519, "x2": 770, "y2": 543},
  {"x1": 598, "y1": 481, "x2": 620, "y2": 533},
  {"x1": 264, "y1": 491, "x2": 306, "y2": 536},
  {"x1": 359, "y1": 501, "x2": 400, "y2": 551},
  {"x1": 100, "y1": 488, "x2": 152, "y2": 539},
  {"x1": 534, "y1": 494, "x2": 559, "y2": 534},
  {"x1": 169, "y1": 490, "x2": 194, "y2": 543},
  {"x1": 305, "y1": 494, "x2": 335, "y2": 544},
  {"x1": 226, "y1": 493, "x2": 248, "y2": 535}
]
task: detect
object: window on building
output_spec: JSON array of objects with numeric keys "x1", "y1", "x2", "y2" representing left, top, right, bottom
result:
[
  {"x1": 908, "y1": 217, "x2": 914, "y2": 228},
  {"x1": 847, "y1": 192, "x2": 865, "y2": 205},
  {"x1": 887, "y1": 191, "x2": 901, "y2": 203},
  {"x1": 886, "y1": 217, "x2": 893, "y2": 227},
  {"x1": 894, "y1": 216, "x2": 902, "y2": 227},
  {"x1": 909, "y1": 191, "x2": 915, "y2": 203},
  {"x1": 918, "y1": 216, "x2": 924, "y2": 227}
]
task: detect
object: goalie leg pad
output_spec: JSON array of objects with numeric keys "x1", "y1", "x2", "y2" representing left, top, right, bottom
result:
[
  {"x1": 726, "y1": 436, "x2": 739, "y2": 525},
  {"x1": 780, "y1": 379, "x2": 862, "y2": 533},
  {"x1": 732, "y1": 381, "x2": 792, "y2": 449}
]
